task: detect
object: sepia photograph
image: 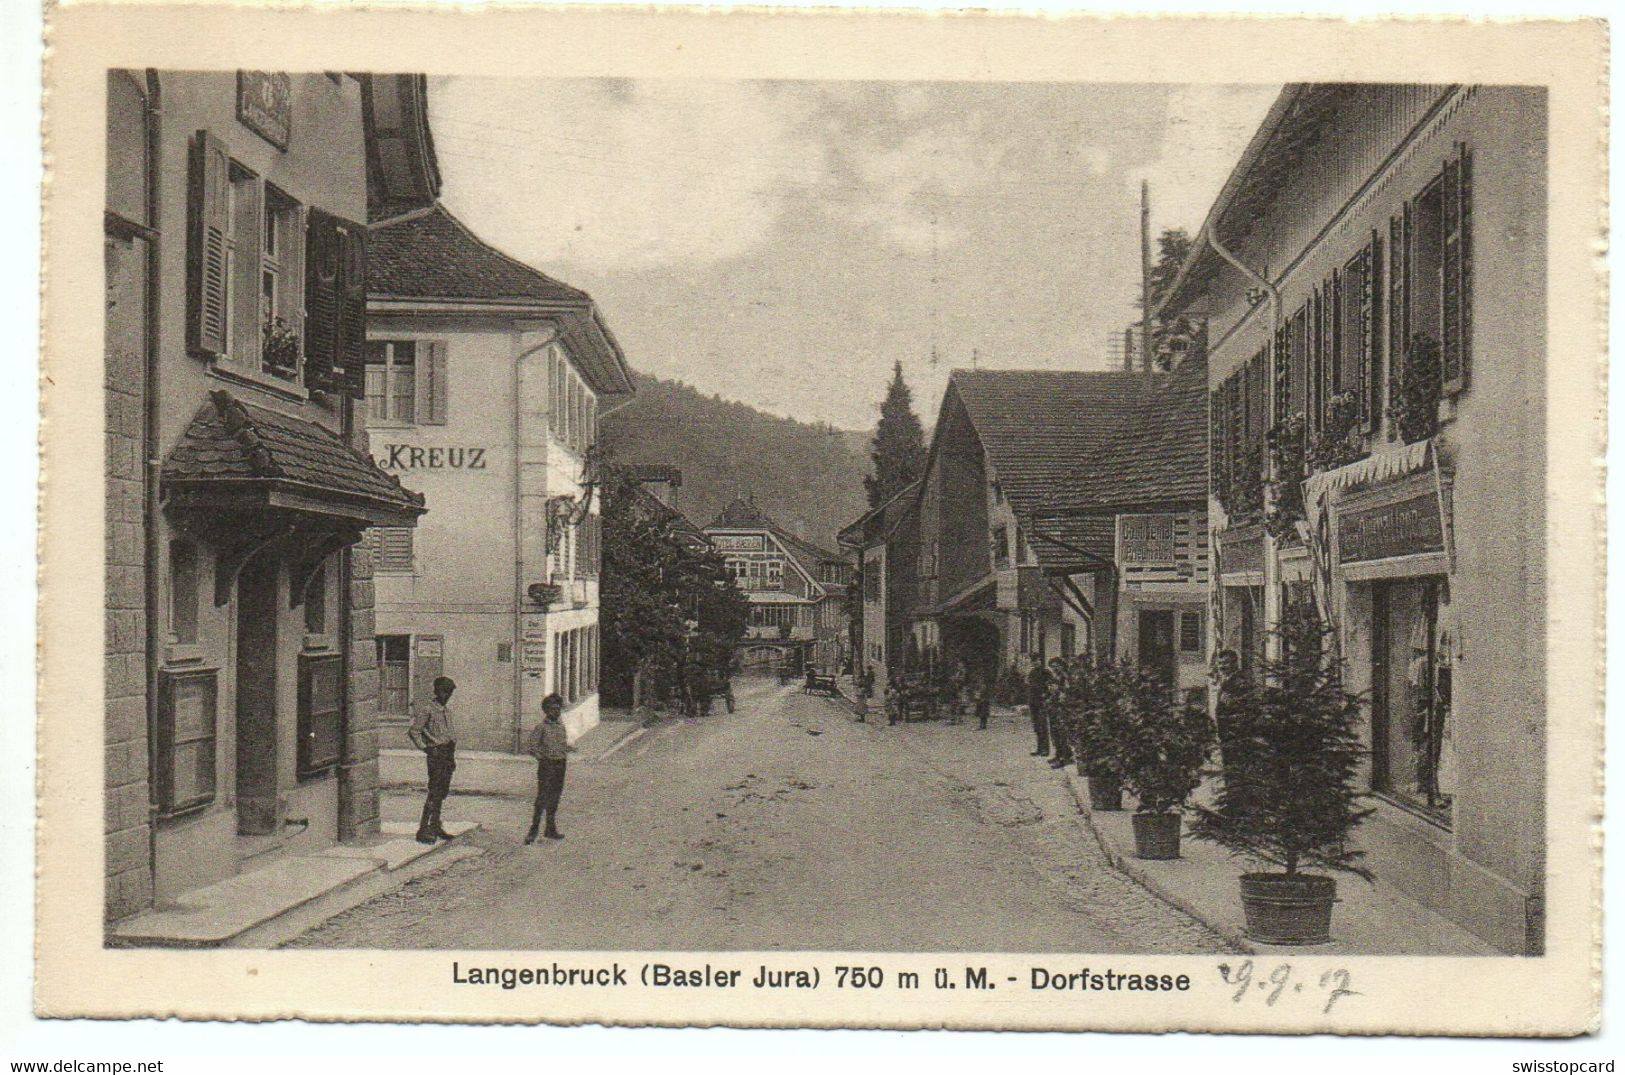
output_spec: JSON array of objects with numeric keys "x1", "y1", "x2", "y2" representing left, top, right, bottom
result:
[{"x1": 35, "y1": 5, "x2": 1603, "y2": 1035}]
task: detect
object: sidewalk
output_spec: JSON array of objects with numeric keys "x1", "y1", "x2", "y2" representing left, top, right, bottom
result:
[
  {"x1": 1058, "y1": 769, "x2": 1499, "y2": 955},
  {"x1": 379, "y1": 709, "x2": 652, "y2": 797},
  {"x1": 107, "y1": 821, "x2": 481, "y2": 949}
]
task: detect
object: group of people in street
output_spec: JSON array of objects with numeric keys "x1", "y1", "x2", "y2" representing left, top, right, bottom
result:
[
  {"x1": 852, "y1": 658, "x2": 994, "y2": 729},
  {"x1": 407, "y1": 677, "x2": 576, "y2": 846},
  {"x1": 1024, "y1": 654, "x2": 1074, "y2": 768}
]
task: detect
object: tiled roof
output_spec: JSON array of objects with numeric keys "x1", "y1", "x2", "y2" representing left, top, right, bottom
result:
[
  {"x1": 948, "y1": 358, "x2": 1207, "y2": 567},
  {"x1": 163, "y1": 390, "x2": 426, "y2": 514},
  {"x1": 709, "y1": 494, "x2": 771, "y2": 529},
  {"x1": 368, "y1": 203, "x2": 591, "y2": 305}
]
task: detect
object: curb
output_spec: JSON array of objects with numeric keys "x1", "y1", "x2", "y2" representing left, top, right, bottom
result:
[{"x1": 1060, "y1": 770, "x2": 1257, "y2": 955}]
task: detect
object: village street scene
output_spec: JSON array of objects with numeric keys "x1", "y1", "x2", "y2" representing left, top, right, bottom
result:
[{"x1": 101, "y1": 73, "x2": 1544, "y2": 957}]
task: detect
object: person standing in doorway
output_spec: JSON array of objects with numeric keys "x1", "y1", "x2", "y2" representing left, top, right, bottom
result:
[
  {"x1": 1025, "y1": 655, "x2": 1050, "y2": 757},
  {"x1": 525, "y1": 692, "x2": 575, "y2": 843},
  {"x1": 409, "y1": 676, "x2": 457, "y2": 845}
]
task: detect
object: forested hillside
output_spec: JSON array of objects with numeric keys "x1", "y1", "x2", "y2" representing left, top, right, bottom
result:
[{"x1": 601, "y1": 373, "x2": 871, "y2": 551}]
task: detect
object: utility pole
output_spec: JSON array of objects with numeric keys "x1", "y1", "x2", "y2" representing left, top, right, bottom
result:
[{"x1": 1140, "y1": 179, "x2": 1153, "y2": 375}]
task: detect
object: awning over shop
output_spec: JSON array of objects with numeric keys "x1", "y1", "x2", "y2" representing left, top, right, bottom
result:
[
  {"x1": 163, "y1": 390, "x2": 427, "y2": 605},
  {"x1": 1302, "y1": 438, "x2": 1436, "y2": 506},
  {"x1": 746, "y1": 591, "x2": 815, "y2": 605}
]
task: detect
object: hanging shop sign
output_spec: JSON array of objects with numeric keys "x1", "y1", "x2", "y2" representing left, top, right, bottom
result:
[
  {"x1": 236, "y1": 72, "x2": 292, "y2": 150},
  {"x1": 1338, "y1": 491, "x2": 1445, "y2": 565}
]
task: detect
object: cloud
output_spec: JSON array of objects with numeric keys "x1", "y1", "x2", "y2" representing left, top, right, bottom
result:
[{"x1": 429, "y1": 77, "x2": 833, "y2": 269}]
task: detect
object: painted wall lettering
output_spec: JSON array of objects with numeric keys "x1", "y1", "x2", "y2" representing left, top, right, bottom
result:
[{"x1": 377, "y1": 445, "x2": 488, "y2": 470}]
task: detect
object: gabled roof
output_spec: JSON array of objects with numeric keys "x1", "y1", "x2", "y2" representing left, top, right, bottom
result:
[
  {"x1": 946, "y1": 358, "x2": 1207, "y2": 566},
  {"x1": 837, "y1": 480, "x2": 921, "y2": 547},
  {"x1": 368, "y1": 202, "x2": 635, "y2": 397},
  {"x1": 162, "y1": 390, "x2": 426, "y2": 526},
  {"x1": 369, "y1": 202, "x2": 590, "y2": 305},
  {"x1": 704, "y1": 495, "x2": 842, "y2": 594}
]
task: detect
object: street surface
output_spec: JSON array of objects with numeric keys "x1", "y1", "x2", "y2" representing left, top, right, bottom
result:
[{"x1": 287, "y1": 679, "x2": 1233, "y2": 952}]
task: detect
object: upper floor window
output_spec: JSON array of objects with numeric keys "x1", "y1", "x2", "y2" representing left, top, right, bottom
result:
[
  {"x1": 365, "y1": 339, "x2": 448, "y2": 426},
  {"x1": 366, "y1": 341, "x2": 415, "y2": 423},
  {"x1": 991, "y1": 525, "x2": 1010, "y2": 568}
]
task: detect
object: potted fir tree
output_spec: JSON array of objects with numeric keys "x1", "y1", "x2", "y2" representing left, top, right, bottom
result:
[
  {"x1": 1071, "y1": 657, "x2": 1131, "y2": 812},
  {"x1": 1117, "y1": 671, "x2": 1215, "y2": 860},
  {"x1": 1190, "y1": 602, "x2": 1373, "y2": 944}
]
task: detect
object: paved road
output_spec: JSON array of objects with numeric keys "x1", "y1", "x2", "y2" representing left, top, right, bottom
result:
[{"x1": 287, "y1": 679, "x2": 1233, "y2": 953}]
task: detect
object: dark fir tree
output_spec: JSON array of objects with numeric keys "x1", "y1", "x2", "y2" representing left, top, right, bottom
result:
[
  {"x1": 864, "y1": 361, "x2": 928, "y2": 508},
  {"x1": 1190, "y1": 602, "x2": 1374, "y2": 879},
  {"x1": 1143, "y1": 228, "x2": 1207, "y2": 371}
]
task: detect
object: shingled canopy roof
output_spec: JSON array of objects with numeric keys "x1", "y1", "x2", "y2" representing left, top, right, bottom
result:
[
  {"x1": 946, "y1": 357, "x2": 1207, "y2": 568},
  {"x1": 163, "y1": 390, "x2": 426, "y2": 527}
]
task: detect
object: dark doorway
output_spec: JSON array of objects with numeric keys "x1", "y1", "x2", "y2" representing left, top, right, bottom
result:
[
  {"x1": 943, "y1": 616, "x2": 1001, "y2": 691},
  {"x1": 235, "y1": 552, "x2": 280, "y2": 835},
  {"x1": 1138, "y1": 609, "x2": 1177, "y2": 686}
]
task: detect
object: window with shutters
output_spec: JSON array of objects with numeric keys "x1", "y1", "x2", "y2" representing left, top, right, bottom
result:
[
  {"x1": 364, "y1": 339, "x2": 447, "y2": 425},
  {"x1": 370, "y1": 527, "x2": 414, "y2": 574},
  {"x1": 1389, "y1": 146, "x2": 1474, "y2": 440},
  {"x1": 188, "y1": 132, "x2": 329, "y2": 393}
]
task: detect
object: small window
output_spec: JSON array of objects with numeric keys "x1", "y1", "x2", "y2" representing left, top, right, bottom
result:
[
  {"x1": 168, "y1": 539, "x2": 199, "y2": 645},
  {"x1": 1179, "y1": 611, "x2": 1204, "y2": 654},
  {"x1": 259, "y1": 185, "x2": 302, "y2": 382},
  {"x1": 365, "y1": 341, "x2": 416, "y2": 423},
  {"x1": 303, "y1": 562, "x2": 328, "y2": 635},
  {"x1": 377, "y1": 634, "x2": 411, "y2": 715},
  {"x1": 370, "y1": 527, "x2": 414, "y2": 573}
]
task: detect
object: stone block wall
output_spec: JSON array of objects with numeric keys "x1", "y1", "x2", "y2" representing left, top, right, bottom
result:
[{"x1": 105, "y1": 347, "x2": 152, "y2": 922}]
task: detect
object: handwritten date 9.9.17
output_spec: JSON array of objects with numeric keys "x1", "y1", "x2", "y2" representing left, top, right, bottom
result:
[{"x1": 1217, "y1": 961, "x2": 1360, "y2": 1015}]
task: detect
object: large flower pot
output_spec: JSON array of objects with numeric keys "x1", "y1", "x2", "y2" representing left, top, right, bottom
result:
[
  {"x1": 1239, "y1": 873, "x2": 1336, "y2": 945},
  {"x1": 1087, "y1": 772, "x2": 1124, "y2": 812},
  {"x1": 1131, "y1": 811, "x2": 1182, "y2": 859}
]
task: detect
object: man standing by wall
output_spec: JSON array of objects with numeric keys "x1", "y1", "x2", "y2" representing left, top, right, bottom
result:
[
  {"x1": 409, "y1": 676, "x2": 458, "y2": 844},
  {"x1": 1026, "y1": 655, "x2": 1050, "y2": 757}
]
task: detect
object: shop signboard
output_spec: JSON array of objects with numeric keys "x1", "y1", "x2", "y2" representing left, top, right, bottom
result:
[
  {"x1": 711, "y1": 534, "x2": 765, "y2": 552},
  {"x1": 237, "y1": 71, "x2": 291, "y2": 150},
  {"x1": 520, "y1": 615, "x2": 548, "y2": 677},
  {"x1": 1338, "y1": 492, "x2": 1445, "y2": 564}
]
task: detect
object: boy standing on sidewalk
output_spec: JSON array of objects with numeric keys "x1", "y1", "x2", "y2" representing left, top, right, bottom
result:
[
  {"x1": 525, "y1": 693, "x2": 575, "y2": 843},
  {"x1": 409, "y1": 676, "x2": 458, "y2": 845}
]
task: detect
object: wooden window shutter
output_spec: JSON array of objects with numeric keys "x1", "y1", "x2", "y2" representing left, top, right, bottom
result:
[
  {"x1": 1388, "y1": 205, "x2": 1411, "y2": 437},
  {"x1": 1442, "y1": 144, "x2": 1472, "y2": 396},
  {"x1": 376, "y1": 527, "x2": 413, "y2": 572},
  {"x1": 1273, "y1": 323, "x2": 1290, "y2": 420},
  {"x1": 1363, "y1": 231, "x2": 1383, "y2": 432},
  {"x1": 416, "y1": 341, "x2": 449, "y2": 424},
  {"x1": 337, "y1": 219, "x2": 369, "y2": 399},
  {"x1": 1338, "y1": 260, "x2": 1364, "y2": 419},
  {"x1": 1208, "y1": 386, "x2": 1225, "y2": 500},
  {"x1": 187, "y1": 130, "x2": 231, "y2": 359},
  {"x1": 410, "y1": 635, "x2": 444, "y2": 714},
  {"x1": 1291, "y1": 307, "x2": 1309, "y2": 418},
  {"x1": 303, "y1": 208, "x2": 341, "y2": 390},
  {"x1": 1308, "y1": 287, "x2": 1322, "y2": 438},
  {"x1": 1250, "y1": 351, "x2": 1268, "y2": 455}
]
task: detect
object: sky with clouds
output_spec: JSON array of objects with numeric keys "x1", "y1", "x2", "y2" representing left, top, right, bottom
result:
[{"x1": 428, "y1": 78, "x2": 1279, "y2": 431}]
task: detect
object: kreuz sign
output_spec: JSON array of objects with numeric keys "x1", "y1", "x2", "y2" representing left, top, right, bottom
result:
[{"x1": 1338, "y1": 492, "x2": 1445, "y2": 564}]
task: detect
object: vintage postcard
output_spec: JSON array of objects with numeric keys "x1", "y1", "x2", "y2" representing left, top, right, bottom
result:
[{"x1": 38, "y1": 4, "x2": 1604, "y2": 1033}]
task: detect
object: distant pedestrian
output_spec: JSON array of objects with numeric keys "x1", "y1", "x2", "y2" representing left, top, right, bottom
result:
[
  {"x1": 524, "y1": 693, "x2": 575, "y2": 843},
  {"x1": 1047, "y1": 657, "x2": 1074, "y2": 768},
  {"x1": 409, "y1": 676, "x2": 458, "y2": 845},
  {"x1": 974, "y1": 679, "x2": 991, "y2": 730},
  {"x1": 1025, "y1": 655, "x2": 1050, "y2": 757},
  {"x1": 885, "y1": 677, "x2": 902, "y2": 726}
]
